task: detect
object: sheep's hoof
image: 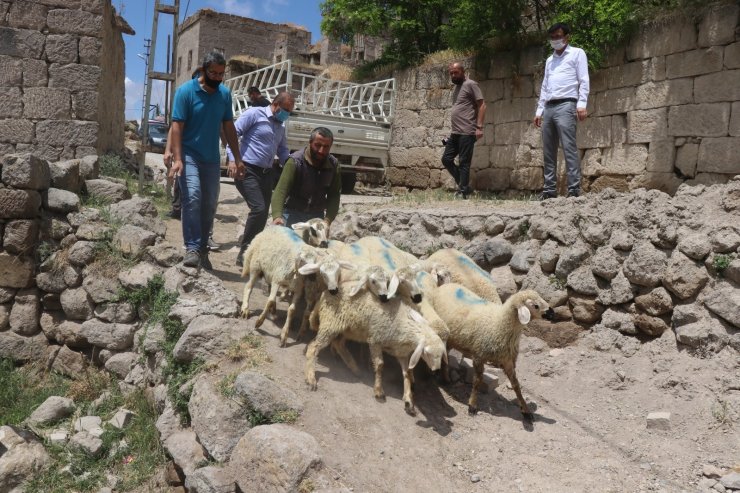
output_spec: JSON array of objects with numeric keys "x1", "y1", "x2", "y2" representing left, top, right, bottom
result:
[
  {"x1": 254, "y1": 317, "x2": 265, "y2": 328},
  {"x1": 239, "y1": 308, "x2": 249, "y2": 319},
  {"x1": 375, "y1": 393, "x2": 386, "y2": 403},
  {"x1": 404, "y1": 402, "x2": 417, "y2": 416},
  {"x1": 467, "y1": 405, "x2": 479, "y2": 415},
  {"x1": 306, "y1": 379, "x2": 318, "y2": 391},
  {"x1": 278, "y1": 337, "x2": 287, "y2": 348}
]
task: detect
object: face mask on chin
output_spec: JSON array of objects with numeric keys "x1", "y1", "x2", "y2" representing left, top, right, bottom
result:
[{"x1": 550, "y1": 39, "x2": 566, "y2": 51}]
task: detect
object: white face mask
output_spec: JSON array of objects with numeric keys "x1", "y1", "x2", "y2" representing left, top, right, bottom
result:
[{"x1": 550, "y1": 39, "x2": 566, "y2": 50}]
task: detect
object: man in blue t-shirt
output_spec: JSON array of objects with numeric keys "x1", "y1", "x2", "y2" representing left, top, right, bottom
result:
[{"x1": 169, "y1": 51, "x2": 245, "y2": 269}]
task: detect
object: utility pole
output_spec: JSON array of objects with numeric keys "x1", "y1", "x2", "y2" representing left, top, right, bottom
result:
[
  {"x1": 139, "y1": 0, "x2": 180, "y2": 194},
  {"x1": 139, "y1": 39, "x2": 151, "y2": 123}
]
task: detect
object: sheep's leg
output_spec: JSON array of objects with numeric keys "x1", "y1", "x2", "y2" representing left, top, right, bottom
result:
[
  {"x1": 502, "y1": 360, "x2": 532, "y2": 420},
  {"x1": 240, "y1": 271, "x2": 259, "y2": 318},
  {"x1": 440, "y1": 349, "x2": 451, "y2": 383},
  {"x1": 330, "y1": 338, "x2": 360, "y2": 376},
  {"x1": 296, "y1": 291, "x2": 314, "y2": 341},
  {"x1": 397, "y1": 357, "x2": 416, "y2": 416},
  {"x1": 255, "y1": 282, "x2": 280, "y2": 328},
  {"x1": 467, "y1": 359, "x2": 485, "y2": 415},
  {"x1": 305, "y1": 329, "x2": 334, "y2": 391},
  {"x1": 369, "y1": 344, "x2": 386, "y2": 402},
  {"x1": 279, "y1": 279, "x2": 304, "y2": 347}
]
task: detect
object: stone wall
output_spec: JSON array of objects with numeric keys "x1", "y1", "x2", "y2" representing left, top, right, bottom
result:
[
  {"x1": 0, "y1": 0, "x2": 129, "y2": 161},
  {"x1": 388, "y1": 3, "x2": 740, "y2": 194},
  {"x1": 175, "y1": 9, "x2": 312, "y2": 87}
]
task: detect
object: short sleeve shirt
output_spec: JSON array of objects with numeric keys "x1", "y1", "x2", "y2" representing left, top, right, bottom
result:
[
  {"x1": 450, "y1": 78, "x2": 483, "y2": 135},
  {"x1": 172, "y1": 78, "x2": 233, "y2": 164}
]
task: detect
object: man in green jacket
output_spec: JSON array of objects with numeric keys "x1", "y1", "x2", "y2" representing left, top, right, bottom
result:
[{"x1": 271, "y1": 127, "x2": 341, "y2": 229}]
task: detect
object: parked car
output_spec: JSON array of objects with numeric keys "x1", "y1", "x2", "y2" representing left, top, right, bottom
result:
[{"x1": 140, "y1": 120, "x2": 168, "y2": 153}]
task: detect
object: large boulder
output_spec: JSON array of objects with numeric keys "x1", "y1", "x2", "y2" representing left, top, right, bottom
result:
[
  {"x1": 172, "y1": 315, "x2": 253, "y2": 363},
  {"x1": 0, "y1": 426, "x2": 52, "y2": 492},
  {"x1": 84, "y1": 178, "x2": 130, "y2": 203},
  {"x1": 27, "y1": 396, "x2": 75, "y2": 426},
  {"x1": 1, "y1": 153, "x2": 50, "y2": 190},
  {"x1": 233, "y1": 371, "x2": 304, "y2": 422}
]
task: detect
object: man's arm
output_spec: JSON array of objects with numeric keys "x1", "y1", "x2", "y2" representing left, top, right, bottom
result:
[
  {"x1": 475, "y1": 99, "x2": 486, "y2": 141},
  {"x1": 270, "y1": 158, "x2": 296, "y2": 223},
  {"x1": 163, "y1": 127, "x2": 173, "y2": 169},
  {"x1": 222, "y1": 119, "x2": 245, "y2": 178},
  {"x1": 168, "y1": 120, "x2": 185, "y2": 179},
  {"x1": 276, "y1": 129, "x2": 290, "y2": 165},
  {"x1": 325, "y1": 163, "x2": 342, "y2": 224},
  {"x1": 576, "y1": 49, "x2": 590, "y2": 121}
]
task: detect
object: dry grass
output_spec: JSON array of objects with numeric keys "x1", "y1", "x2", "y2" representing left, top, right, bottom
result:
[
  {"x1": 421, "y1": 49, "x2": 474, "y2": 68},
  {"x1": 321, "y1": 64, "x2": 353, "y2": 81},
  {"x1": 67, "y1": 367, "x2": 112, "y2": 402},
  {"x1": 226, "y1": 335, "x2": 272, "y2": 367}
]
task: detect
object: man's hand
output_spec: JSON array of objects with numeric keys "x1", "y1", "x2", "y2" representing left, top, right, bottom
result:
[
  {"x1": 168, "y1": 159, "x2": 183, "y2": 180},
  {"x1": 227, "y1": 160, "x2": 246, "y2": 179},
  {"x1": 163, "y1": 150, "x2": 173, "y2": 169},
  {"x1": 475, "y1": 128, "x2": 483, "y2": 141},
  {"x1": 577, "y1": 108, "x2": 588, "y2": 121},
  {"x1": 273, "y1": 217, "x2": 285, "y2": 226},
  {"x1": 534, "y1": 116, "x2": 542, "y2": 128}
]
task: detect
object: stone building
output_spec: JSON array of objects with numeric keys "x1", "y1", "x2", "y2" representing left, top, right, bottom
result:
[
  {"x1": 0, "y1": 0, "x2": 132, "y2": 161},
  {"x1": 389, "y1": 2, "x2": 740, "y2": 194},
  {"x1": 175, "y1": 9, "x2": 312, "y2": 87}
]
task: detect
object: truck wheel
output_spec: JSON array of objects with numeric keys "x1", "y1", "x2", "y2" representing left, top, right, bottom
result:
[{"x1": 341, "y1": 172, "x2": 357, "y2": 194}]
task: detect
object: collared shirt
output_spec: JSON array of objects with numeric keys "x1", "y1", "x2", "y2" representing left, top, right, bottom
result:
[
  {"x1": 172, "y1": 78, "x2": 233, "y2": 163},
  {"x1": 225, "y1": 106, "x2": 290, "y2": 168},
  {"x1": 451, "y1": 78, "x2": 484, "y2": 135},
  {"x1": 535, "y1": 44, "x2": 590, "y2": 117}
]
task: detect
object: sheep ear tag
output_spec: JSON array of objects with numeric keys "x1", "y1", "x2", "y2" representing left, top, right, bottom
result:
[{"x1": 518, "y1": 306, "x2": 531, "y2": 324}]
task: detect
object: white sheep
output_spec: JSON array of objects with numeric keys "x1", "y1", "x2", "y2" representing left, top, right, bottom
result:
[
  {"x1": 240, "y1": 226, "x2": 346, "y2": 347},
  {"x1": 306, "y1": 287, "x2": 447, "y2": 415},
  {"x1": 429, "y1": 285, "x2": 554, "y2": 419},
  {"x1": 427, "y1": 248, "x2": 502, "y2": 304},
  {"x1": 292, "y1": 217, "x2": 330, "y2": 248}
]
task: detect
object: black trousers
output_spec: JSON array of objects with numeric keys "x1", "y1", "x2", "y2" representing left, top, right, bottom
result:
[
  {"x1": 441, "y1": 134, "x2": 476, "y2": 193},
  {"x1": 234, "y1": 165, "x2": 273, "y2": 250}
]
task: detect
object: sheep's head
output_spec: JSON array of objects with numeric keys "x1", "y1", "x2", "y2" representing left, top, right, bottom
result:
[
  {"x1": 349, "y1": 264, "x2": 395, "y2": 302},
  {"x1": 408, "y1": 310, "x2": 447, "y2": 371},
  {"x1": 514, "y1": 290, "x2": 555, "y2": 324},
  {"x1": 395, "y1": 265, "x2": 423, "y2": 303},
  {"x1": 298, "y1": 252, "x2": 355, "y2": 295},
  {"x1": 428, "y1": 262, "x2": 452, "y2": 286},
  {"x1": 292, "y1": 218, "x2": 330, "y2": 248}
]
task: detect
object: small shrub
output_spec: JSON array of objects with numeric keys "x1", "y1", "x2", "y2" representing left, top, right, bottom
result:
[
  {"x1": 713, "y1": 254, "x2": 732, "y2": 276},
  {"x1": 298, "y1": 478, "x2": 316, "y2": 493},
  {"x1": 217, "y1": 373, "x2": 237, "y2": 398},
  {"x1": 548, "y1": 274, "x2": 567, "y2": 290},
  {"x1": 518, "y1": 219, "x2": 530, "y2": 237},
  {"x1": 99, "y1": 153, "x2": 128, "y2": 179},
  {"x1": 225, "y1": 335, "x2": 271, "y2": 367}
]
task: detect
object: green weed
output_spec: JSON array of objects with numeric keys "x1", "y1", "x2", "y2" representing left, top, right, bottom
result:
[
  {"x1": 0, "y1": 359, "x2": 69, "y2": 425},
  {"x1": 713, "y1": 254, "x2": 732, "y2": 276}
]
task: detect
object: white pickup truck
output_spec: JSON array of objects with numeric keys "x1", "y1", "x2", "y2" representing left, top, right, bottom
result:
[{"x1": 223, "y1": 60, "x2": 396, "y2": 192}]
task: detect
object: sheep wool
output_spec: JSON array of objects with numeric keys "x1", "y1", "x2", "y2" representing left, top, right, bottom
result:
[{"x1": 427, "y1": 248, "x2": 502, "y2": 304}]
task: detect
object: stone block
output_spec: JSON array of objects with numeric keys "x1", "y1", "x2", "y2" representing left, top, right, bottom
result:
[
  {"x1": 0, "y1": 119, "x2": 34, "y2": 144},
  {"x1": 627, "y1": 108, "x2": 668, "y2": 143},
  {"x1": 78, "y1": 36, "x2": 101, "y2": 65},
  {"x1": 612, "y1": 114, "x2": 627, "y2": 144},
  {"x1": 36, "y1": 120, "x2": 98, "y2": 147},
  {"x1": 45, "y1": 34, "x2": 78, "y2": 63},
  {"x1": 479, "y1": 78, "x2": 504, "y2": 102},
  {"x1": 590, "y1": 69, "x2": 608, "y2": 93},
  {"x1": 698, "y1": 2, "x2": 739, "y2": 47},
  {"x1": 49, "y1": 159, "x2": 81, "y2": 192},
  {"x1": 491, "y1": 145, "x2": 517, "y2": 169},
  {"x1": 665, "y1": 47, "x2": 723, "y2": 79},
  {"x1": 588, "y1": 175, "x2": 629, "y2": 193},
  {"x1": 15, "y1": 144, "x2": 62, "y2": 163},
  {"x1": 494, "y1": 121, "x2": 526, "y2": 146},
  {"x1": 627, "y1": 19, "x2": 696, "y2": 60},
  {"x1": 46, "y1": 9, "x2": 103, "y2": 37},
  {"x1": 49, "y1": 63, "x2": 101, "y2": 92},
  {"x1": 22, "y1": 58, "x2": 48, "y2": 87},
  {"x1": 0, "y1": 87, "x2": 22, "y2": 118},
  {"x1": 675, "y1": 143, "x2": 699, "y2": 177},
  {"x1": 726, "y1": 42, "x2": 740, "y2": 70},
  {"x1": 388, "y1": 146, "x2": 439, "y2": 169},
  {"x1": 0, "y1": 55, "x2": 22, "y2": 86},
  {"x1": 668, "y1": 103, "x2": 730, "y2": 137},
  {"x1": 2, "y1": 153, "x2": 50, "y2": 190},
  {"x1": 646, "y1": 140, "x2": 676, "y2": 173},
  {"x1": 3, "y1": 220, "x2": 38, "y2": 255},
  {"x1": 487, "y1": 51, "x2": 516, "y2": 79},
  {"x1": 731, "y1": 102, "x2": 740, "y2": 137},
  {"x1": 644, "y1": 56, "x2": 666, "y2": 82},
  {"x1": 0, "y1": 27, "x2": 45, "y2": 58},
  {"x1": 0, "y1": 189, "x2": 41, "y2": 219},
  {"x1": 472, "y1": 167, "x2": 509, "y2": 191},
  {"x1": 7, "y1": 0, "x2": 46, "y2": 30},
  {"x1": 512, "y1": 76, "x2": 533, "y2": 98},
  {"x1": 471, "y1": 145, "x2": 491, "y2": 170},
  {"x1": 585, "y1": 144, "x2": 648, "y2": 176},
  {"x1": 697, "y1": 137, "x2": 740, "y2": 174},
  {"x1": 518, "y1": 46, "x2": 543, "y2": 75},
  {"x1": 577, "y1": 116, "x2": 611, "y2": 148},
  {"x1": 0, "y1": 253, "x2": 35, "y2": 288},
  {"x1": 629, "y1": 172, "x2": 682, "y2": 195},
  {"x1": 393, "y1": 109, "x2": 420, "y2": 129},
  {"x1": 521, "y1": 123, "x2": 542, "y2": 148},
  {"x1": 607, "y1": 61, "x2": 647, "y2": 89},
  {"x1": 635, "y1": 79, "x2": 693, "y2": 109},
  {"x1": 492, "y1": 99, "x2": 522, "y2": 123},
  {"x1": 23, "y1": 87, "x2": 71, "y2": 119},
  {"x1": 694, "y1": 70, "x2": 740, "y2": 103},
  {"x1": 594, "y1": 87, "x2": 635, "y2": 116},
  {"x1": 510, "y1": 167, "x2": 543, "y2": 190},
  {"x1": 515, "y1": 145, "x2": 543, "y2": 168},
  {"x1": 390, "y1": 126, "x2": 428, "y2": 148}
]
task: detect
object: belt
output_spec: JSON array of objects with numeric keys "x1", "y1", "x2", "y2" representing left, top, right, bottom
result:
[
  {"x1": 546, "y1": 98, "x2": 577, "y2": 106},
  {"x1": 247, "y1": 163, "x2": 272, "y2": 175}
]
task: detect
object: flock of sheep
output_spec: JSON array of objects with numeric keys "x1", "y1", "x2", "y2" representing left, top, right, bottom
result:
[{"x1": 239, "y1": 218, "x2": 555, "y2": 419}]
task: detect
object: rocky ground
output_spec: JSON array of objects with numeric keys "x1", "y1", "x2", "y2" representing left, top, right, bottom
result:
[{"x1": 158, "y1": 168, "x2": 739, "y2": 493}]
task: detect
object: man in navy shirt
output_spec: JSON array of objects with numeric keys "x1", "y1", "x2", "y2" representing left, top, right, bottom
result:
[
  {"x1": 227, "y1": 91, "x2": 295, "y2": 266},
  {"x1": 169, "y1": 51, "x2": 245, "y2": 269}
]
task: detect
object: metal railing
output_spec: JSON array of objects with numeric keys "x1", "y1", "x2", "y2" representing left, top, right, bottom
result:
[{"x1": 225, "y1": 60, "x2": 395, "y2": 124}]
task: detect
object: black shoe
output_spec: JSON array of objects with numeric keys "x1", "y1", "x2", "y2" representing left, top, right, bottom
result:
[
  {"x1": 567, "y1": 190, "x2": 580, "y2": 198},
  {"x1": 453, "y1": 190, "x2": 469, "y2": 200},
  {"x1": 167, "y1": 209, "x2": 181, "y2": 220},
  {"x1": 183, "y1": 249, "x2": 200, "y2": 268},
  {"x1": 538, "y1": 192, "x2": 556, "y2": 201},
  {"x1": 207, "y1": 238, "x2": 220, "y2": 251},
  {"x1": 200, "y1": 251, "x2": 213, "y2": 270}
]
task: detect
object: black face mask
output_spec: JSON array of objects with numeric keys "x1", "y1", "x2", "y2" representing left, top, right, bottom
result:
[{"x1": 203, "y1": 73, "x2": 221, "y2": 89}]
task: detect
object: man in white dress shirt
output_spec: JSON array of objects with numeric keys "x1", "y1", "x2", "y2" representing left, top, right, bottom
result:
[{"x1": 534, "y1": 23, "x2": 590, "y2": 200}]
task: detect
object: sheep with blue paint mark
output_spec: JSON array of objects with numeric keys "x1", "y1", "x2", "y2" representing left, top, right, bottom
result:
[
  {"x1": 427, "y1": 248, "x2": 502, "y2": 304},
  {"x1": 428, "y1": 285, "x2": 554, "y2": 419},
  {"x1": 292, "y1": 217, "x2": 330, "y2": 248}
]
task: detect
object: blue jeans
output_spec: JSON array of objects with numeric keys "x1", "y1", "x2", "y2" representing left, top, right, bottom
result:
[
  {"x1": 283, "y1": 209, "x2": 323, "y2": 227},
  {"x1": 178, "y1": 154, "x2": 220, "y2": 252},
  {"x1": 542, "y1": 101, "x2": 581, "y2": 195}
]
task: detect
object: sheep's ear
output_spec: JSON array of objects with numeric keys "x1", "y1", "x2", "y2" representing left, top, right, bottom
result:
[
  {"x1": 442, "y1": 348, "x2": 448, "y2": 365},
  {"x1": 409, "y1": 340, "x2": 424, "y2": 369},
  {"x1": 387, "y1": 274, "x2": 400, "y2": 298},
  {"x1": 349, "y1": 276, "x2": 366, "y2": 297},
  {"x1": 298, "y1": 263, "x2": 319, "y2": 275},
  {"x1": 338, "y1": 260, "x2": 356, "y2": 270},
  {"x1": 517, "y1": 305, "x2": 531, "y2": 324},
  {"x1": 408, "y1": 309, "x2": 425, "y2": 324},
  {"x1": 291, "y1": 222, "x2": 309, "y2": 232}
]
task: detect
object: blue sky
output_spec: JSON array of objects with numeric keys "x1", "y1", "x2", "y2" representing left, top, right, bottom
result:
[{"x1": 119, "y1": 0, "x2": 323, "y2": 121}]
